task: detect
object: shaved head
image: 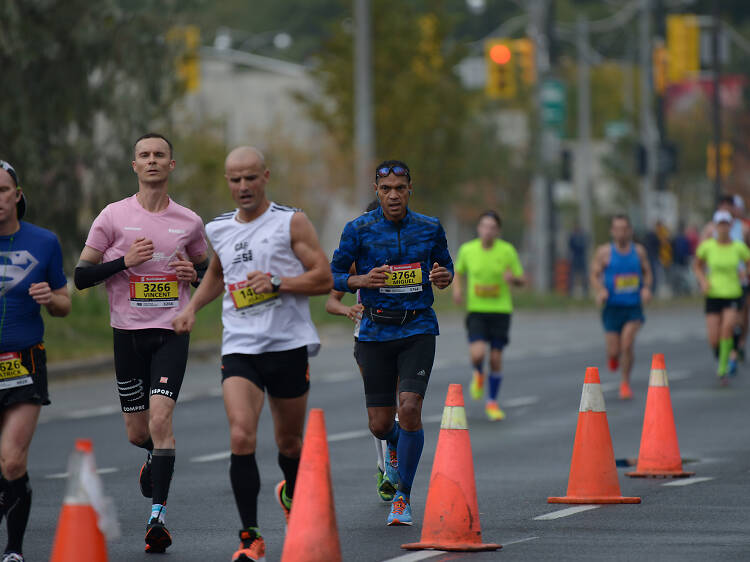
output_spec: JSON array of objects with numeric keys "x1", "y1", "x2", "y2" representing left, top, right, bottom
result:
[{"x1": 225, "y1": 146, "x2": 265, "y2": 171}]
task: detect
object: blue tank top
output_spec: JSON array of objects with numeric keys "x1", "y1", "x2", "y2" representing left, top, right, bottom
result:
[{"x1": 604, "y1": 243, "x2": 642, "y2": 307}]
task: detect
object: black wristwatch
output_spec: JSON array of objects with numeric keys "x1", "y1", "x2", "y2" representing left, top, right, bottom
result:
[{"x1": 270, "y1": 275, "x2": 282, "y2": 293}]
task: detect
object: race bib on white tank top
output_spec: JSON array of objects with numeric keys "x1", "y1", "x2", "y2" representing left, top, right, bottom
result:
[{"x1": 206, "y1": 203, "x2": 320, "y2": 356}]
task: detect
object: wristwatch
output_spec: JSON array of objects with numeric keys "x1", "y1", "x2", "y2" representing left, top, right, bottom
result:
[{"x1": 270, "y1": 275, "x2": 282, "y2": 293}]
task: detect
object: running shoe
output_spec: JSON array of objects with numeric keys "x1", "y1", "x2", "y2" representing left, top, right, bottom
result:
[
  {"x1": 2, "y1": 552, "x2": 24, "y2": 562},
  {"x1": 232, "y1": 529, "x2": 266, "y2": 562},
  {"x1": 469, "y1": 372, "x2": 484, "y2": 401},
  {"x1": 275, "y1": 480, "x2": 291, "y2": 529},
  {"x1": 728, "y1": 358, "x2": 738, "y2": 377},
  {"x1": 139, "y1": 452, "x2": 152, "y2": 498},
  {"x1": 144, "y1": 517, "x2": 172, "y2": 553},
  {"x1": 618, "y1": 381, "x2": 633, "y2": 400},
  {"x1": 386, "y1": 492, "x2": 412, "y2": 526},
  {"x1": 376, "y1": 466, "x2": 396, "y2": 502},
  {"x1": 385, "y1": 441, "x2": 400, "y2": 490},
  {"x1": 485, "y1": 400, "x2": 506, "y2": 421}
]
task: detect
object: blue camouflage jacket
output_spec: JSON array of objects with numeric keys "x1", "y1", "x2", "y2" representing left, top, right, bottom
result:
[{"x1": 331, "y1": 206, "x2": 454, "y2": 342}]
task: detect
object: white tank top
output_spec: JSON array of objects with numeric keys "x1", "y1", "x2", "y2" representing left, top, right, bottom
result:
[{"x1": 206, "y1": 203, "x2": 320, "y2": 356}]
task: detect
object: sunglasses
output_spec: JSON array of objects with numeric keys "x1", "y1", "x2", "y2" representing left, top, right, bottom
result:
[{"x1": 375, "y1": 165, "x2": 410, "y2": 181}]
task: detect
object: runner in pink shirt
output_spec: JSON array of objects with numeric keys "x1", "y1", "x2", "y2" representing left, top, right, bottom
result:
[{"x1": 74, "y1": 133, "x2": 208, "y2": 554}]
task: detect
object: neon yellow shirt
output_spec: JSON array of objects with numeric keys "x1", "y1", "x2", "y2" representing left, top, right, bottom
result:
[
  {"x1": 696, "y1": 238, "x2": 750, "y2": 299},
  {"x1": 455, "y1": 238, "x2": 523, "y2": 313}
]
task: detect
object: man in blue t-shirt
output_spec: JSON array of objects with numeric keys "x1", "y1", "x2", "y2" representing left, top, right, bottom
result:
[
  {"x1": 0, "y1": 160, "x2": 71, "y2": 561},
  {"x1": 331, "y1": 160, "x2": 453, "y2": 526},
  {"x1": 590, "y1": 214, "x2": 652, "y2": 400}
]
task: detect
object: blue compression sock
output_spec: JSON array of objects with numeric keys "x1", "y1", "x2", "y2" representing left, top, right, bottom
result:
[
  {"x1": 396, "y1": 428, "x2": 424, "y2": 495},
  {"x1": 488, "y1": 372, "x2": 503, "y2": 401},
  {"x1": 383, "y1": 420, "x2": 400, "y2": 446}
]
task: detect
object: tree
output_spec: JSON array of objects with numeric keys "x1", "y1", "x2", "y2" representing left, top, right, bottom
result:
[
  {"x1": 0, "y1": 0, "x2": 189, "y2": 260},
  {"x1": 297, "y1": 0, "x2": 473, "y2": 213}
]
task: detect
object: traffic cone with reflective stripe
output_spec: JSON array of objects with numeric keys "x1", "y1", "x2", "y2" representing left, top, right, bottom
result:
[
  {"x1": 51, "y1": 439, "x2": 112, "y2": 562},
  {"x1": 281, "y1": 409, "x2": 342, "y2": 562},
  {"x1": 548, "y1": 368, "x2": 641, "y2": 504},
  {"x1": 402, "y1": 384, "x2": 502, "y2": 552},
  {"x1": 626, "y1": 354, "x2": 694, "y2": 478}
]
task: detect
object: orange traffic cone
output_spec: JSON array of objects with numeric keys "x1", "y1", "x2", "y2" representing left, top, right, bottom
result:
[
  {"x1": 548, "y1": 367, "x2": 641, "y2": 504},
  {"x1": 281, "y1": 409, "x2": 342, "y2": 562},
  {"x1": 626, "y1": 354, "x2": 694, "y2": 478},
  {"x1": 51, "y1": 439, "x2": 109, "y2": 562},
  {"x1": 402, "y1": 384, "x2": 501, "y2": 552}
]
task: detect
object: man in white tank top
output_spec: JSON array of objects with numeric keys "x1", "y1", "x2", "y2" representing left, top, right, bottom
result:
[{"x1": 172, "y1": 146, "x2": 332, "y2": 562}]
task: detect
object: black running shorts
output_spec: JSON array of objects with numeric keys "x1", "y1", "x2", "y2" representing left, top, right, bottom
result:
[
  {"x1": 705, "y1": 297, "x2": 742, "y2": 315},
  {"x1": 0, "y1": 343, "x2": 50, "y2": 410},
  {"x1": 465, "y1": 312, "x2": 511, "y2": 349},
  {"x1": 221, "y1": 346, "x2": 310, "y2": 399},
  {"x1": 356, "y1": 334, "x2": 436, "y2": 407},
  {"x1": 113, "y1": 328, "x2": 190, "y2": 413}
]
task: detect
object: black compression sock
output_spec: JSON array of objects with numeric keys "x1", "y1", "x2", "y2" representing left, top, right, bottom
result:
[
  {"x1": 277, "y1": 453, "x2": 300, "y2": 498},
  {"x1": 0, "y1": 477, "x2": 9, "y2": 521},
  {"x1": 137, "y1": 437, "x2": 154, "y2": 452},
  {"x1": 230, "y1": 453, "x2": 260, "y2": 529},
  {"x1": 151, "y1": 449, "x2": 175, "y2": 505},
  {"x1": 5, "y1": 473, "x2": 30, "y2": 554}
]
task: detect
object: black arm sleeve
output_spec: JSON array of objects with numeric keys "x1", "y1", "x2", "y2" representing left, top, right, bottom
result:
[
  {"x1": 191, "y1": 258, "x2": 210, "y2": 288},
  {"x1": 74, "y1": 257, "x2": 127, "y2": 290}
]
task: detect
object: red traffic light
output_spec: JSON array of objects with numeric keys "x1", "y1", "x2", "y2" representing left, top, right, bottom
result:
[{"x1": 489, "y1": 44, "x2": 512, "y2": 65}]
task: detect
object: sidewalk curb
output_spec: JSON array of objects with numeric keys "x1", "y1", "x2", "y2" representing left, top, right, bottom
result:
[{"x1": 47, "y1": 341, "x2": 221, "y2": 381}]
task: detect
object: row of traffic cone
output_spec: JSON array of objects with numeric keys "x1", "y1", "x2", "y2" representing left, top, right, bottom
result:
[{"x1": 51, "y1": 352, "x2": 688, "y2": 559}]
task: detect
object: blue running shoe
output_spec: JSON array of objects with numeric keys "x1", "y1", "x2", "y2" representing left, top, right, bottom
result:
[
  {"x1": 728, "y1": 358, "x2": 738, "y2": 377},
  {"x1": 385, "y1": 441, "x2": 400, "y2": 490},
  {"x1": 386, "y1": 493, "x2": 412, "y2": 526}
]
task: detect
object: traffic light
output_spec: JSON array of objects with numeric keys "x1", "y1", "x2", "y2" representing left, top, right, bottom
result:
[
  {"x1": 514, "y1": 38, "x2": 536, "y2": 86},
  {"x1": 707, "y1": 141, "x2": 733, "y2": 180},
  {"x1": 485, "y1": 39, "x2": 516, "y2": 99},
  {"x1": 167, "y1": 25, "x2": 201, "y2": 93},
  {"x1": 666, "y1": 14, "x2": 699, "y2": 84}
]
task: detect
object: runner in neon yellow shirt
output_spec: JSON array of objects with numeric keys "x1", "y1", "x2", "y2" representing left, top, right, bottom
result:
[
  {"x1": 694, "y1": 209, "x2": 750, "y2": 385},
  {"x1": 452, "y1": 211, "x2": 525, "y2": 420}
]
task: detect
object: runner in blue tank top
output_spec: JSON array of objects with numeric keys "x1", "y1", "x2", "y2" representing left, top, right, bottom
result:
[{"x1": 590, "y1": 214, "x2": 653, "y2": 400}]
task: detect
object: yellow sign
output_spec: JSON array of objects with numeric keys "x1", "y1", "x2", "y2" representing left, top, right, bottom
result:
[
  {"x1": 707, "y1": 142, "x2": 733, "y2": 180},
  {"x1": 667, "y1": 14, "x2": 699, "y2": 84},
  {"x1": 168, "y1": 25, "x2": 201, "y2": 93}
]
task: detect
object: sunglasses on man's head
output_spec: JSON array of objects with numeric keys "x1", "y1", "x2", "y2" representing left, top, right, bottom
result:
[{"x1": 375, "y1": 165, "x2": 410, "y2": 180}]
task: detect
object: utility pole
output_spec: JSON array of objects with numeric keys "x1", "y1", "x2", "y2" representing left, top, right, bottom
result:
[
  {"x1": 528, "y1": 0, "x2": 551, "y2": 292},
  {"x1": 354, "y1": 0, "x2": 375, "y2": 210},
  {"x1": 654, "y1": 0, "x2": 667, "y2": 192},
  {"x1": 711, "y1": 2, "x2": 722, "y2": 202},
  {"x1": 638, "y1": 0, "x2": 657, "y2": 229},
  {"x1": 576, "y1": 15, "x2": 593, "y2": 241}
]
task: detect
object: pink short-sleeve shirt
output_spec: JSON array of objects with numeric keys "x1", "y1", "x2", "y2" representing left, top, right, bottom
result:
[{"x1": 85, "y1": 194, "x2": 207, "y2": 330}]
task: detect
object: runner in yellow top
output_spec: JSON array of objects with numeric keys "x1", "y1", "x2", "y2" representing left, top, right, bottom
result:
[
  {"x1": 694, "y1": 210, "x2": 750, "y2": 385},
  {"x1": 452, "y1": 211, "x2": 525, "y2": 421}
]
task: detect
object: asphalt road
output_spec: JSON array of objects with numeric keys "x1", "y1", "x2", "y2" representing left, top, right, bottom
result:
[{"x1": 17, "y1": 305, "x2": 750, "y2": 561}]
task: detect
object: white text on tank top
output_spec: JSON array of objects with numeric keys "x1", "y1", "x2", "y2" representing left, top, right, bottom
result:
[{"x1": 206, "y1": 204, "x2": 320, "y2": 355}]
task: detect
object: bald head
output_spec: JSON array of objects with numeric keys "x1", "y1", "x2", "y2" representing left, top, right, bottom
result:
[{"x1": 225, "y1": 146, "x2": 265, "y2": 171}]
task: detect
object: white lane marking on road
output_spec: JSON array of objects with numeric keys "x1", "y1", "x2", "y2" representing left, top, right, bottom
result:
[
  {"x1": 504, "y1": 396, "x2": 540, "y2": 407},
  {"x1": 382, "y1": 551, "x2": 443, "y2": 562},
  {"x1": 503, "y1": 536, "x2": 540, "y2": 546},
  {"x1": 662, "y1": 476, "x2": 715, "y2": 487},
  {"x1": 191, "y1": 451, "x2": 231, "y2": 463},
  {"x1": 667, "y1": 370, "x2": 690, "y2": 381},
  {"x1": 318, "y1": 371, "x2": 356, "y2": 382},
  {"x1": 533, "y1": 505, "x2": 601, "y2": 520},
  {"x1": 46, "y1": 467, "x2": 119, "y2": 479},
  {"x1": 64, "y1": 405, "x2": 120, "y2": 419},
  {"x1": 328, "y1": 429, "x2": 371, "y2": 441}
]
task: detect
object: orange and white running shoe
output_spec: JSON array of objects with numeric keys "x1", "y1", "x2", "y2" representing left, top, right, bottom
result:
[
  {"x1": 619, "y1": 381, "x2": 633, "y2": 400},
  {"x1": 232, "y1": 529, "x2": 266, "y2": 562}
]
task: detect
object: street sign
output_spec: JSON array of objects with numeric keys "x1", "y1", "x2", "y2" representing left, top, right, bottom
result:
[{"x1": 540, "y1": 78, "x2": 566, "y2": 135}]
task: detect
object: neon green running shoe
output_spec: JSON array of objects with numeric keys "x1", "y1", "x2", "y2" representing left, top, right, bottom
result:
[
  {"x1": 376, "y1": 466, "x2": 396, "y2": 502},
  {"x1": 470, "y1": 372, "x2": 484, "y2": 401}
]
